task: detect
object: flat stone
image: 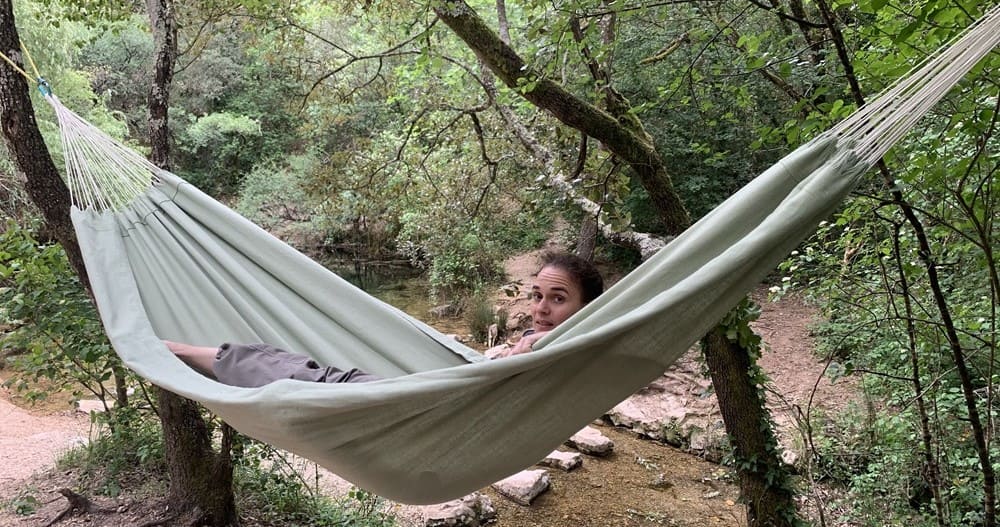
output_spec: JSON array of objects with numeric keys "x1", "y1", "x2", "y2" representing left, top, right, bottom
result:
[
  {"x1": 566, "y1": 426, "x2": 614, "y2": 456},
  {"x1": 421, "y1": 492, "x2": 496, "y2": 527},
  {"x1": 491, "y1": 469, "x2": 550, "y2": 505},
  {"x1": 539, "y1": 450, "x2": 582, "y2": 471},
  {"x1": 76, "y1": 399, "x2": 112, "y2": 414},
  {"x1": 605, "y1": 351, "x2": 726, "y2": 455}
]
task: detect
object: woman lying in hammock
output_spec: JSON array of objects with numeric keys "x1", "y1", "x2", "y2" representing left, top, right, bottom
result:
[{"x1": 166, "y1": 251, "x2": 604, "y2": 387}]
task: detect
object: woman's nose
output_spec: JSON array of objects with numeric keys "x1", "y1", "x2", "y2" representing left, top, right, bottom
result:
[{"x1": 536, "y1": 299, "x2": 550, "y2": 314}]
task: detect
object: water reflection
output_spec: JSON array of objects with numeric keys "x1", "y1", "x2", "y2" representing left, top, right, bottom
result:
[{"x1": 329, "y1": 260, "x2": 471, "y2": 337}]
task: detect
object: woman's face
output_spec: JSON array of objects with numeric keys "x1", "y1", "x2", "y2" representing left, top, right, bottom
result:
[{"x1": 530, "y1": 265, "x2": 586, "y2": 332}]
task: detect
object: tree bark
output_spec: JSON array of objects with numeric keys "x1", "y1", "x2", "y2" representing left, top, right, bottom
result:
[
  {"x1": 147, "y1": 0, "x2": 176, "y2": 170},
  {"x1": 437, "y1": 2, "x2": 800, "y2": 524},
  {"x1": 146, "y1": 0, "x2": 238, "y2": 524},
  {"x1": 575, "y1": 215, "x2": 597, "y2": 262},
  {"x1": 159, "y1": 391, "x2": 237, "y2": 525},
  {"x1": 703, "y1": 329, "x2": 798, "y2": 525},
  {"x1": 0, "y1": 0, "x2": 87, "y2": 285},
  {"x1": 433, "y1": 0, "x2": 690, "y2": 234}
]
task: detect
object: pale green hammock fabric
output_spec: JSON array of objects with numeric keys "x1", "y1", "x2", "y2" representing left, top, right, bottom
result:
[{"x1": 48, "y1": 6, "x2": 1000, "y2": 504}]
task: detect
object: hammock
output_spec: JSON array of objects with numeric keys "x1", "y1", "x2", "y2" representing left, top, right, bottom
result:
[{"x1": 46, "y1": 6, "x2": 1000, "y2": 504}]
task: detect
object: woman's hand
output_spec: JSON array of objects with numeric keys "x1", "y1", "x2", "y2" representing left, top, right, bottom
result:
[{"x1": 494, "y1": 331, "x2": 549, "y2": 358}]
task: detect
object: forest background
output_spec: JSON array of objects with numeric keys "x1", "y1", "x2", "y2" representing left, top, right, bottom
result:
[{"x1": 0, "y1": 0, "x2": 998, "y2": 526}]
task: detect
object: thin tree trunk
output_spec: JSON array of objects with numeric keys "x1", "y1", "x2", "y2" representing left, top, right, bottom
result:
[
  {"x1": 146, "y1": 0, "x2": 237, "y2": 523},
  {"x1": 814, "y1": 1, "x2": 995, "y2": 523},
  {"x1": 890, "y1": 222, "x2": 947, "y2": 526},
  {"x1": 147, "y1": 0, "x2": 176, "y2": 170}
]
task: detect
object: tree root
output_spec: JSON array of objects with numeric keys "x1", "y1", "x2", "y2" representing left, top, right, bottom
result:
[
  {"x1": 41, "y1": 491, "x2": 207, "y2": 527},
  {"x1": 42, "y1": 488, "x2": 110, "y2": 527},
  {"x1": 135, "y1": 505, "x2": 206, "y2": 527}
]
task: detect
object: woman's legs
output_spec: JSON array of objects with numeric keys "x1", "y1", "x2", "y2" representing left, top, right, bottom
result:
[
  {"x1": 165, "y1": 340, "x2": 381, "y2": 387},
  {"x1": 165, "y1": 340, "x2": 218, "y2": 376}
]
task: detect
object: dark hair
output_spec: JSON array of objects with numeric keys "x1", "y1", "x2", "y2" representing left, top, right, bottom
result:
[{"x1": 538, "y1": 252, "x2": 604, "y2": 304}]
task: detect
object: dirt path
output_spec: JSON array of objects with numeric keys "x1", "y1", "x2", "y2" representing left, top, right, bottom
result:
[{"x1": 0, "y1": 386, "x2": 89, "y2": 495}]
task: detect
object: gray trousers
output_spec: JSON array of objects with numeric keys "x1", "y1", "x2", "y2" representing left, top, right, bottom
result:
[{"x1": 212, "y1": 343, "x2": 381, "y2": 388}]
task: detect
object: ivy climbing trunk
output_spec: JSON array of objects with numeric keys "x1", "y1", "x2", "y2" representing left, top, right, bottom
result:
[
  {"x1": 703, "y1": 328, "x2": 798, "y2": 525},
  {"x1": 146, "y1": 0, "x2": 237, "y2": 524},
  {"x1": 432, "y1": 2, "x2": 800, "y2": 524}
]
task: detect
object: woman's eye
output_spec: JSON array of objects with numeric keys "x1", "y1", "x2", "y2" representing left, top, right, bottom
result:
[{"x1": 553, "y1": 296, "x2": 565, "y2": 303}]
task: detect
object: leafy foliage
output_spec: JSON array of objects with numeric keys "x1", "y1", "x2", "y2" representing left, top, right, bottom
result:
[
  {"x1": 175, "y1": 110, "x2": 263, "y2": 193},
  {"x1": 7, "y1": 0, "x2": 1000, "y2": 523},
  {"x1": 0, "y1": 222, "x2": 122, "y2": 406},
  {"x1": 775, "y1": 2, "x2": 1000, "y2": 517},
  {"x1": 232, "y1": 437, "x2": 396, "y2": 526},
  {"x1": 1, "y1": 489, "x2": 42, "y2": 516},
  {"x1": 58, "y1": 406, "x2": 167, "y2": 498}
]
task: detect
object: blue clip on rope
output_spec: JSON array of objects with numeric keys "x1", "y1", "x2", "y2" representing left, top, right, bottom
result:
[{"x1": 36, "y1": 77, "x2": 52, "y2": 97}]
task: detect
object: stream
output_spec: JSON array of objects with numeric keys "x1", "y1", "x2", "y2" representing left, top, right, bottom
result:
[{"x1": 330, "y1": 260, "x2": 471, "y2": 337}]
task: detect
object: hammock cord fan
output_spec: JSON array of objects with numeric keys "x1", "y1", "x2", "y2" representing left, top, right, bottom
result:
[{"x1": 39, "y1": 7, "x2": 1000, "y2": 504}]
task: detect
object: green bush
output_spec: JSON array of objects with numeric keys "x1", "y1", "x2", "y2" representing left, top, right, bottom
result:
[
  {"x1": 234, "y1": 439, "x2": 396, "y2": 526},
  {"x1": 0, "y1": 222, "x2": 122, "y2": 406},
  {"x1": 466, "y1": 293, "x2": 498, "y2": 344},
  {"x1": 236, "y1": 153, "x2": 322, "y2": 232},
  {"x1": 2, "y1": 489, "x2": 41, "y2": 516},
  {"x1": 175, "y1": 110, "x2": 264, "y2": 194},
  {"x1": 57, "y1": 406, "x2": 167, "y2": 498}
]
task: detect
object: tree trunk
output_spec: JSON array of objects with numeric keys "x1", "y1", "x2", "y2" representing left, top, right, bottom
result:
[
  {"x1": 146, "y1": 0, "x2": 238, "y2": 524},
  {"x1": 575, "y1": 215, "x2": 597, "y2": 262},
  {"x1": 159, "y1": 391, "x2": 237, "y2": 524},
  {"x1": 891, "y1": 223, "x2": 947, "y2": 526},
  {"x1": 147, "y1": 0, "x2": 176, "y2": 170},
  {"x1": 703, "y1": 328, "x2": 798, "y2": 525},
  {"x1": 435, "y1": 3, "x2": 800, "y2": 524},
  {"x1": 433, "y1": 0, "x2": 690, "y2": 234},
  {"x1": 0, "y1": 0, "x2": 87, "y2": 285}
]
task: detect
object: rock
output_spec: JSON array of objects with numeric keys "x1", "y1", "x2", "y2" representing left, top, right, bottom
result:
[
  {"x1": 76, "y1": 399, "x2": 111, "y2": 414},
  {"x1": 539, "y1": 450, "x2": 582, "y2": 471},
  {"x1": 781, "y1": 448, "x2": 799, "y2": 467},
  {"x1": 508, "y1": 311, "x2": 532, "y2": 332},
  {"x1": 566, "y1": 426, "x2": 614, "y2": 456},
  {"x1": 491, "y1": 469, "x2": 550, "y2": 505},
  {"x1": 430, "y1": 304, "x2": 460, "y2": 318},
  {"x1": 649, "y1": 473, "x2": 673, "y2": 491},
  {"x1": 605, "y1": 351, "x2": 726, "y2": 455},
  {"x1": 499, "y1": 283, "x2": 521, "y2": 298},
  {"x1": 421, "y1": 492, "x2": 496, "y2": 527}
]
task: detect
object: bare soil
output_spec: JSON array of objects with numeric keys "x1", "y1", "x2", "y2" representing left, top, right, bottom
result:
[{"x1": 0, "y1": 253, "x2": 855, "y2": 527}]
